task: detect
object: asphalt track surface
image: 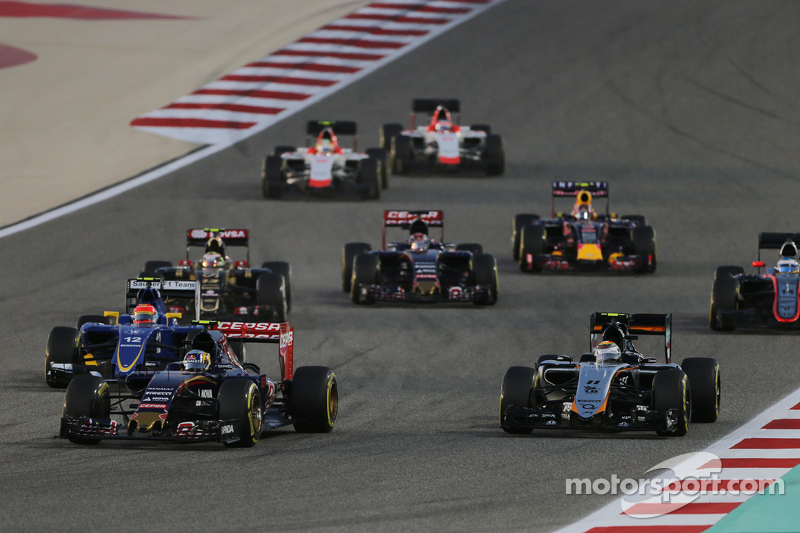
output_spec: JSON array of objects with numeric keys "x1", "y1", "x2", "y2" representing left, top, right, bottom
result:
[{"x1": 3, "y1": 1, "x2": 800, "y2": 531}]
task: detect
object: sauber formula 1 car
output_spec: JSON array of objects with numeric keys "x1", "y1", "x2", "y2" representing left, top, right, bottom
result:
[
  {"x1": 341, "y1": 210, "x2": 498, "y2": 305},
  {"x1": 513, "y1": 181, "x2": 657, "y2": 273},
  {"x1": 60, "y1": 321, "x2": 338, "y2": 447},
  {"x1": 710, "y1": 233, "x2": 800, "y2": 331},
  {"x1": 45, "y1": 278, "x2": 201, "y2": 389},
  {"x1": 500, "y1": 313, "x2": 720, "y2": 436},
  {"x1": 380, "y1": 99, "x2": 504, "y2": 176},
  {"x1": 141, "y1": 228, "x2": 291, "y2": 322},
  {"x1": 262, "y1": 120, "x2": 386, "y2": 199}
]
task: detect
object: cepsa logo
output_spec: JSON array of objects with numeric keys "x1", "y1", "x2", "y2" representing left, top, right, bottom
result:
[
  {"x1": 216, "y1": 322, "x2": 280, "y2": 339},
  {"x1": 385, "y1": 211, "x2": 441, "y2": 221}
]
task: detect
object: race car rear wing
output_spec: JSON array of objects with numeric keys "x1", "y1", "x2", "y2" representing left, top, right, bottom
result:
[
  {"x1": 757, "y1": 232, "x2": 800, "y2": 260},
  {"x1": 125, "y1": 278, "x2": 201, "y2": 320},
  {"x1": 590, "y1": 312, "x2": 672, "y2": 364},
  {"x1": 410, "y1": 98, "x2": 460, "y2": 129},
  {"x1": 306, "y1": 120, "x2": 359, "y2": 151},
  {"x1": 186, "y1": 228, "x2": 250, "y2": 263},
  {"x1": 551, "y1": 181, "x2": 610, "y2": 218},
  {"x1": 207, "y1": 321, "x2": 294, "y2": 381},
  {"x1": 382, "y1": 210, "x2": 444, "y2": 249}
]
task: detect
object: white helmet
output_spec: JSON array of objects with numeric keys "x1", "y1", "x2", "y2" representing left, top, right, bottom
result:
[
  {"x1": 777, "y1": 258, "x2": 799, "y2": 274},
  {"x1": 593, "y1": 340, "x2": 622, "y2": 364}
]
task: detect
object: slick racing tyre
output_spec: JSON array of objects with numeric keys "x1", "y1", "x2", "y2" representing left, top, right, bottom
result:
[
  {"x1": 272, "y1": 145, "x2": 295, "y2": 157},
  {"x1": 484, "y1": 134, "x2": 505, "y2": 176},
  {"x1": 63, "y1": 374, "x2": 110, "y2": 444},
  {"x1": 77, "y1": 315, "x2": 114, "y2": 329},
  {"x1": 709, "y1": 277, "x2": 739, "y2": 331},
  {"x1": 142, "y1": 260, "x2": 172, "y2": 277},
  {"x1": 351, "y1": 253, "x2": 379, "y2": 304},
  {"x1": 621, "y1": 215, "x2": 647, "y2": 226},
  {"x1": 380, "y1": 123, "x2": 403, "y2": 152},
  {"x1": 653, "y1": 370, "x2": 690, "y2": 437},
  {"x1": 456, "y1": 243, "x2": 484, "y2": 255},
  {"x1": 218, "y1": 379, "x2": 262, "y2": 447},
  {"x1": 262, "y1": 261, "x2": 293, "y2": 312},
  {"x1": 45, "y1": 326, "x2": 81, "y2": 389},
  {"x1": 262, "y1": 155, "x2": 283, "y2": 199},
  {"x1": 472, "y1": 253, "x2": 499, "y2": 306},
  {"x1": 470, "y1": 123, "x2": 491, "y2": 135},
  {"x1": 291, "y1": 366, "x2": 338, "y2": 433},
  {"x1": 513, "y1": 214, "x2": 539, "y2": 261},
  {"x1": 714, "y1": 266, "x2": 745, "y2": 280},
  {"x1": 632, "y1": 225, "x2": 657, "y2": 273},
  {"x1": 681, "y1": 358, "x2": 720, "y2": 423},
  {"x1": 342, "y1": 242, "x2": 372, "y2": 293},
  {"x1": 257, "y1": 271, "x2": 287, "y2": 322},
  {"x1": 519, "y1": 224, "x2": 545, "y2": 272},
  {"x1": 500, "y1": 366, "x2": 535, "y2": 434},
  {"x1": 391, "y1": 135, "x2": 413, "y2": 175},
  {"x1": 366, "y1": 148, "x2": 389, "y2": 190},
  {"x1": 358, "y1": 157, "x2": 380, "y2": 200}
]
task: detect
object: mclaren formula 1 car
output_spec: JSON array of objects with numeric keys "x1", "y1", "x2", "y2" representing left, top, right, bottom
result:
[
  {"x1": 500, "y1": 313, "x2": 720, "y2": 436},
  {"x1": 513, "y1": 181, "x2": 657, "y2": 273},
  {"x1": 341, "y1": 210, "x2": 498, "y2": 305},
  {"x1": 262, "y1": 120, "x2": 386, "y2": 199},
  {"x1": 380, "y1": 99, "x2": 504, "y2": 176},
  {"x1": 710, "y1": 233, "x2": 800, "y2": 331},
  {"x1": 141, "y1": 228, "x2": 291, "y2": 322},
  {"x1": 60, "y1": 321, "x2": 338, "y2": 447}
]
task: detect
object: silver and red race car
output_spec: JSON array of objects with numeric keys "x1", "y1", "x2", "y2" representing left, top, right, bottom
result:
[
  {"x1": 262, "y1": 120, "x2": 386, "y2": 199},
  {"x1": 380, "y1": 99, "x2": 504, "y2": 176}
]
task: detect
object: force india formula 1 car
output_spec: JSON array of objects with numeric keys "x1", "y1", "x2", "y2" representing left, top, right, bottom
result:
[
  {"x1": 262, "y1": 120, "x2": 386, "y2": 200},
  {"x1": 60, "y1": 320, "x2": 337, "y2": 447},
  {"x1": 341, "y1": 210, "x2": 499, "y2": 305},
  {"x1": 710, "y1": 233, "x2": 800, "y2": 331},
  {"x1": 500, "y1": 313, "x2": 721, "y2": 436},
  {"x1": 141, "y1": 228, "x2": 291, "y2": 322},
  {"x1": 380, "y1": 99, "x2": 504, "y2": 176},
  {"x1": 512, "y1": 181, "x2": 657, "y2": 273}
]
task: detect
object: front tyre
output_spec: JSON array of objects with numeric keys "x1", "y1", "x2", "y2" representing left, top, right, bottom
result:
[
  {"x1": 262, "y1": 155, "x2": 283, "y2": 199},
  {"x1": 512, "y1": 214, "x2": 539, "y2": 260},
  {"x1": 351, "y1": 253, "x2": 379, "y2": 304},
  {"x1": 291, "y1": 366, "x2": 338, "y2": 433},
  {"x1": 632, "y1": 225, "x2": 657, "y2": 273},
  {"x1": 472, "y1": 253, "x2": 499, "y2": 306},
  {"x1": 342, "y1": 242, "x2": 372, "y2": 293},
  {"x1": 681, "y1": 358, "x2": 720, "y2": 423},
  {"x1": 218, "y1": 379, "x2": 262, "y2": 447},
  {"x1": 709, "y1": 277, "x2": 738, "y2": 331},
  {"x1": 519, "y1": 224, "x2": 545, "y2": 272},
  {"x1": 500, "y1": 366, "x2": 535, "y2": 434},
  {"x1": 63, "y1": 374, "x2": 110, "y2": 444},
  {"x1": 653, "y1": 370, "x2": 690, "y2": 437}
]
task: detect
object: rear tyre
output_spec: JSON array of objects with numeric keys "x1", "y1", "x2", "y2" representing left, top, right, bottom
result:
[
  {"x1": 472, "y1": 253, "x2": 499, "y2": 306},
  {"x1": 715, "y1": 266, "x2": 745, "y2": 280},
  {"x1": 681, "y1": 358, "x2": 720, "y2": 423},
  {"x1": 142, "y1": 260, "x2": 172, "y2": 277},
  {"x1": 357, "y1": 157, "x2": 380, "y2": 200},
  {"x1": 272, "y1": 145, "x2": 295, "y2": 157},
  {"x1": 261, "y1": 261, "x2": 292, "y2": 312},
  {"x1": 621, "y1": 215, "x2": 647, "y2": 226},
  {"x1": 63, "y1": 374, "x2": 110, "y2": 444},
  {"x1": 391, "y1": 135, "x2": 413, "y2": 175},
  {"x1": 632, "y1": 225, "x2": 657, "y2": 273},
  {"x1": 380, "y1": 123, "x2": 403, "y2": 151},
  {"x1": 45, "y1": 327, "x2": 80, "y2": 388},
  {"x1": 366, "y1": 148, "x2": 389, "y2": 189},
  {"x1": 519, "y1": 224, "x2": 545, "y2": 272},
  {"x1": 218, "y1": 379, "x2": 262, "y2": 447},
  {"x1": 513, "y1": 214, "x2": 540, "y2": 260},
  {"x1": 470, "y1": 123, "x2": 491, "y2": 135},
  {"x1": 710, "y1": 277, "x2": 738, "y2": 331},
  {"x1": 484, "y1": 134, "x2": 505, "y2": 176},
  {"x1": 256, "y1": 272, "x2": 287, "y2": 322},
  {"x1": 342, "y1": 242, "x2": 372, "y2": 293},
  {"x1": 262, "y1": 155, "x2": 283, "y2": 199},
  {"x1": 500, "y1": 366, "x2": 535, "y2": 434},
  {"x1": 291, "y1": 366, "x2": 338, "y2": 433},
  {"x1": 456, "y1": 243, "x2": 483, "y2": 255},
  {"x1": 653, "y1": 370, "x2": 690, "y2": 437},
  {"x1": 351, "y1": 253, "x2": 379, "y2": 304}
]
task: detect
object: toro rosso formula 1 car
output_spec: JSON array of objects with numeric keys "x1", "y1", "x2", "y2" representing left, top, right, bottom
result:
[
  {"x1": 60, "y1": 321, "x2": 338, "y2": 447},
  {"x1": 341, "y1": 210, "x2": 498, "y2": 305},
  {"x1": 380, "y1": 99, "x2": 504, "y2": 176},
  {"x1": 262, "y1": 120, "x2": 386, "y2": 199},
  {"x1": 513, "y1": 181, "x2": 657, "y2": 273},
  {"x1": 141, "y1": 228, "x2": 291, "y2": 322},
  {"x1": 710, "y1": 233, "x2": 800, "y2": 331},
  {"x1": 500, "y1": 313, "x2": 721, "y2": 436}
]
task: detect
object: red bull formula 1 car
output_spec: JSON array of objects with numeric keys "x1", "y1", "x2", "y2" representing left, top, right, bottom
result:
[
  {"x1": 60, "y1": 321, "x2": 338, "y2": 447},
  {"x1": 341, "y1": 210, "x2": 498, "y2": 305},
  {"x1": 380, "y1": 99, "x2": 504, "y2": 176},
  {"x1": 710, "y1": 233, "x2": 800, "y2": 331},
  {"x1": 513, "y1": 181, "x2": 656, "y2": 273},
  {"x1": 500, "y1": 312, "x2": 720, "y2": 436},
  {"x1": 262, "y1": 120, "x2": 386, "y2": 199}
]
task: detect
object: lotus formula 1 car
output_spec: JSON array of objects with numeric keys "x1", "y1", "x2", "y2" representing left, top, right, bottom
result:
[
  {"x1": 262, "y1": 120, "x2": 386, "y2": 199},
  {"x1": 380, "y1": 99, "x2": 504, "y2": 176},
  {"x1": 710, "y1": 233, "x2": 800, "y2": 331},
  {"x1": 60, "y1": 321, "x2": 338, "y2": 447},
  {"x1": 513, "y1": 181, "x2": 657, "y2": 273},
  {"x1": 140, "y1": 228, "x2": 290, "y2": 322},
  {"x1": 500, "y1": 312, "x2": 721, "y2": 436},
  {"x1": 341, "y1": 210, "x2": 498, "y2": 305}
]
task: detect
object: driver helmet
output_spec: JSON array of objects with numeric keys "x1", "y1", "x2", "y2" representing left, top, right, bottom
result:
[
  {"x1": 408, "y1": 233, "x2": 430, "y2": 253},
  {"x1": 593, "y1": 340, "x2": 622, "y2": 365},
  {"x1": 201, "y1": 252, "x2": 224, "y2": 269},
  {"x1": 316, "y1": 137, "x2": 333, "y2": 153},
  {"x1": 182, "y1": 350, "x2": 211, "y2": 373},
  {"x1": 576, "y1": 205, "x2": 592, "y2": 221},
  {"x1": 777, "y1": 258, "x2": 800, "y2": 274},
  {"x1": 434, "y1": 121, "x2": 454, "y2": 133},
  {"x1": 133, "y1": 304, "x2": 157, "y2": 327}
]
